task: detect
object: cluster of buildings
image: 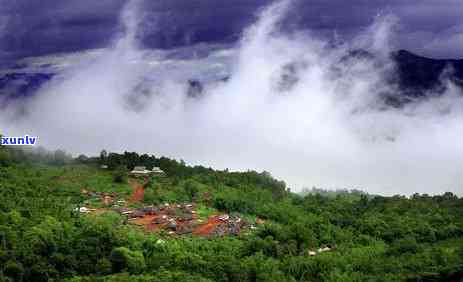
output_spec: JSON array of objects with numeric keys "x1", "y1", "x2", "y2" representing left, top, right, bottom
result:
[
  {"x1": 100, "y1": 165, "x2": 166, "y2": 177},
  {"x1": 76, "y1": 164, "x2": 253, "y2": 238},
  {"x1": 205, "y1": 214, "x2": 244, "y2": 236},
  {"x1": 113, "y1": 202, "x2": 247, "y2": 237},
  {"x1": 80, "y1": 189, "x2": 119, "y2": 206}
]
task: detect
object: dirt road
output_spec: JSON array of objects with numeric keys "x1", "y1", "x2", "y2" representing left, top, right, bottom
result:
[{"x1": 129, "y1": 178, "x2": 145, "y2": 202}]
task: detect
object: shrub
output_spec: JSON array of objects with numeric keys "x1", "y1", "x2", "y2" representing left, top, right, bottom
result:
[
  {"x1": 113, "y1": 166, "x2": 127, "y2": 183},
  {"x1": 109, "y1": 247, "x2": 146, "y2": 274}
]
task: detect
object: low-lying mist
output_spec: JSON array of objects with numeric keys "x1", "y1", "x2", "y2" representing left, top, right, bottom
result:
[{"x1": 1, "y1": 0, "x2": 462, "y2": 196}]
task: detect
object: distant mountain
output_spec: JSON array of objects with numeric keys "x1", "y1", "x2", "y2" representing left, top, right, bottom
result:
[
  {"x1": 0, "y1": 50, "x2": 462, "y2": 106},
  {"x1": 393, "y1": 50, "x2": 463, "y2": 96},
  {"x1": 0, "y1": 72, "x2": 54, "y2": 100},
  {"x1": 337, "y1": 49, "x2": 463, "y2": 106}
]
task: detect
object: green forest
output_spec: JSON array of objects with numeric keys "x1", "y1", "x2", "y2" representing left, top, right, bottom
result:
[{"x1": 0, "y1": 143, "x2": 462, "y2": 282}]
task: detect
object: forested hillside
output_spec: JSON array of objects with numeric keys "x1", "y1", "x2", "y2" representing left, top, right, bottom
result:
[{"x1": 0, "y1": 145, "x2": 462, "y2": 281}]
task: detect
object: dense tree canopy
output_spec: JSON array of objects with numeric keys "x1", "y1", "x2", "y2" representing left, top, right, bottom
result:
[{"x1": 0, "y1": 147, "x2": 462, "y2": 281}]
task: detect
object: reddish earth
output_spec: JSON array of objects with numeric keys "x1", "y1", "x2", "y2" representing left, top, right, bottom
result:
[
  {"x1": 131, "y1": 213, "x2": 193, "y2": 232},
  {"x1": 129, "y1": 211, "x2": 226, "y2": 237},
  {"x1": 192, "y1": 216, "x2": 223, "y2": 236},
  {"x1": 130, "y1": 215, "x2": 157, "y2": 229},
  {"x1": 129, "y1": 178, "x2": 145, "y2": 202}
]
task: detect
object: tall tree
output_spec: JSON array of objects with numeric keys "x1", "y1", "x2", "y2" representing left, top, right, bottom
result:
[{"x1": 100, "y1": 150, "x2": 108, "y2": 164}]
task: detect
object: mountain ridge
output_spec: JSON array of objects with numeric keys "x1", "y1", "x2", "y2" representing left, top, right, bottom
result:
[{"x1": 1, "y1": 49, "x2": 462, "y2": 104}]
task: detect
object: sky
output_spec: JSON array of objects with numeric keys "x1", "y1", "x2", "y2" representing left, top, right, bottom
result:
[
  {"x1": 1, "y1": 0, "x2": 463, "y2": 60},
  {"x1": 1, "y1": 0, "x2": 463, "y2": 196}
]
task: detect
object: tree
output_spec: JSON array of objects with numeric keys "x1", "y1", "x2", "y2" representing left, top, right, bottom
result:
[
  {"x1": 96, "y1": 258, "x2": 112, "y2": 275},
  {"x1": 109, "y1": 247, "x2": 146, "y2": 274},
  {"x1": 3, "y1": 260, "x2": 24, "y2": 281},
  {"x1": 76, "y1": 154, "x2": 89, "y2": 163},
  {"x1": 100, "y1": 150, "x2": 108, "y2": 164},
  {"x1": 184, "y1": 180, "x2": 200, "y2": 200},
  {"x1": 388, "y1": 237, "x2": 419, "y2": 255},
  {"x1": 52, "y1": 149, "x2": 70, "y2": 165},
  {"x1": 241, "y1": 252, "x2": 288, "y2": 282},
  {"x1": 113, "y1": 166, "x2": 127, "y2": 183},
  {"x1": 0, "y1": 134, "x2": 10, "y2": 166}
]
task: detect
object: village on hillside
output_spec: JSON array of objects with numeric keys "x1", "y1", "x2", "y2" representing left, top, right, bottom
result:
[
  {"x1": 73, "y1": 164, "x2": 336, "y2": 257},
  {"x1": 77, "y1": 165, "x2": 258, "y2": 238}
]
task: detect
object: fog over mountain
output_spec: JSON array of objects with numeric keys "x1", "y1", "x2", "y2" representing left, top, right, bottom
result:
[{"x1": 1, "y1": 0, "x2": 463, "y2": 196}]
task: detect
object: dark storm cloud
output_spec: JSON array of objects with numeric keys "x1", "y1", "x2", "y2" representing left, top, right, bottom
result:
[
  {"x1": 0, "y1": 0, "x2": 125, "y2": 60},
  {"x1": 1, "y1": 0, "x2": 462, "y2": 60},
  {"x1": 138, "y1": 0, "x2": 269, "y2": 48}
]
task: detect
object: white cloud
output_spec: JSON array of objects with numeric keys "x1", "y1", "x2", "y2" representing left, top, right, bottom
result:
[{"x1": 1, "y1": 0, "x2": 463, "y2": 196}]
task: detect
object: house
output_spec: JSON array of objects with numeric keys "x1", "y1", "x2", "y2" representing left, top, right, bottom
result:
[
  {"x1": 143, "y1": 206, "x2": 159, "y2": 214},
  {"x1": 129, "y1": 166, "x2": 165, "y2": 177},
  {"x1": 178, "y1": 213, "x2": 193, "y2": 221},
  {"x1": 151, "y1": 167, "x2": 165, "y2": 176},
  {"x1": 76, "y1": 207, "x2": 90, "y2": 213},
  {"x1": 75, "y1": 207, "x2": 96, "y2": 214},
  {"x1": 167, "y1": 219, "x2": 177, "y2": 230},
  {"x1": 128, "y1": 210, "x2": 145, "y2": 219},
  {"x1": 100, "y1": 165, "x2": 108, "y2": 169},
  {"x1": 317, "y1": 246, "x2": 331, "y2": 253},
  {"x1": 321, "y1": 247, "x2": 331, "y2": 252},
  {"x1": 153, "y1": 217, "x2": 164, "y2": 224},
  {"x1": 115, "y1": 207, "x2": 133, "y2": 215},
  {"x1": 130, "y1": 166, "x2": 152, "y2": 176},
  {"x1": 218, "y1": 214, "x2": 230, "y2": 222}
]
